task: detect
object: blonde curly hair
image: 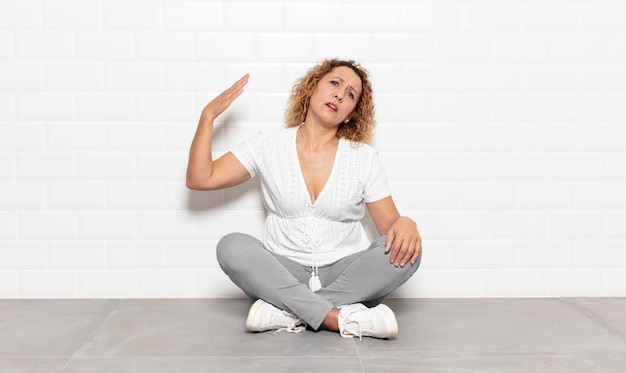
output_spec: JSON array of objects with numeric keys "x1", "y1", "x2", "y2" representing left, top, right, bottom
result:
[{"x1": 285, "y1": 59, "x2": 376, "y2": 144}]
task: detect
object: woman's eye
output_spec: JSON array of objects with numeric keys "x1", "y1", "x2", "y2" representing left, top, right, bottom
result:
[
  {"x1": 330, "y1": 80, "x2": 339, "y2": 86},
  {"x1": 348, "y1": 92, "x2": 355, "y2": 99}
]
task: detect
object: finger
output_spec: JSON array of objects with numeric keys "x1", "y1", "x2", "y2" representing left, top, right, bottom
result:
[
  {"x1": 395, "y1": 235, "x2": 420, "y2": 267},
  {"x1": 397, "y1": 240, "x2": 414, "y2": 267},
  {"x1": 201, "y1": 75, "x2": 250, "y2": 120},
  {"x1": 410, "y1": 241, "x2": 422, "y2": 264},
  {"x1": 213, "y1": 75, "x2": 249, "y2": 110},
  {"x1": 237, "y1": 72, "x2": 250, "y2": 84},
  {"x1": 391, "y1": 238, "x2": 408, "y2": 266},
  {"x1": 220, "y1": 74, "x2": 249, "y2": 100},
  {"x1": 384, "y1": 232, "x2": 394, "y2": 254},
  {"x1": 229, "y1": 73, "x2": 250, "y2": 92},
  {"x1": 389, "y1": 235, "x2": 402, "y2": 263}
]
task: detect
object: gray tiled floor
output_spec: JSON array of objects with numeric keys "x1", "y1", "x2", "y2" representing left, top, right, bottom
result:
[{"x1": 1, "y1": 298, "x2": 625, "y2": 372}]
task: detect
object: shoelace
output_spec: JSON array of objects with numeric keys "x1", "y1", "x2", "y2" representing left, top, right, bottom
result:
[
  {"x1": 274, "y1": 311, "x2": 307, "y2": 334},
  {"x1": 274, "y1": 324, "x2": 306, "y2": 334},
  {"x1": 341, "y1": 315, "x2": 367, "y2": 339}
]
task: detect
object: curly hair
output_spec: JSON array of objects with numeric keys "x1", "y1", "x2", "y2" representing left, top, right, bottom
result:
[{"x1": 284, "y1": 59, "x2": 376, "y2": 144}]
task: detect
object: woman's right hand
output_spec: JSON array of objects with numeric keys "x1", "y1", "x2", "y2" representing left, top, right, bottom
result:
[
  {"x1": 201, "y1": 73, "x2": 250, "y2": 121},
  {"x1": 186, "y1": 73, "x2": 252, "y2": 191}
]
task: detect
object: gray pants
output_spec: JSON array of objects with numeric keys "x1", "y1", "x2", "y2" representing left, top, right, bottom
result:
[{"x1": 216, "y1": 232, "x2": 421, "y2": 330}]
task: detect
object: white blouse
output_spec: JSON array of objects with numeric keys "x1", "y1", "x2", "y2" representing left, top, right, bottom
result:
[{"x1": 231, "y1": 126, "x2": 391, "y2": 267}]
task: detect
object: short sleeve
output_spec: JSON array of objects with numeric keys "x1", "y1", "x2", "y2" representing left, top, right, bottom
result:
[
  {"x1": 230, "y1": 132, "x2": 263, "y2": 179},
  {"x1": 362, "y1": 148, "x2": 392, "y2": 203}
]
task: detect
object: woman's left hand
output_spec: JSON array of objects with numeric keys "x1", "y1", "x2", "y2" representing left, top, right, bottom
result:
[{"x1": 384, "y1": 216, "x2": 422, "y2": 267}]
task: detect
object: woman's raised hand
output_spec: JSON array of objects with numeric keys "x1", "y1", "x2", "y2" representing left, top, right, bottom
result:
[
  {"x1": 201, "y1": 73, "x2": 250, "y2": 121},
  {"x1": 186, "y1": 73, "x2": 251, "y2": 191}
]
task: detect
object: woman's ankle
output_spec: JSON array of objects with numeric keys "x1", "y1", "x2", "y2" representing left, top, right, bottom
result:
[{"x1": 322, "y1": 308, "x2": 340, "y2": 331}]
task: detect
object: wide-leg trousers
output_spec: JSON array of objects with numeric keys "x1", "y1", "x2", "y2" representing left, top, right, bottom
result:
[{"x1": 216, "y1": 232, "x2": 421, "y2": 330}]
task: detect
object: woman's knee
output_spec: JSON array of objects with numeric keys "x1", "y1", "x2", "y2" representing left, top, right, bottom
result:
[
  {"x1": 217, "y1": 232, "x2": 250, "y2": 265},
  {"x1": 216, "y1": 232, "x2": 262, "y2": 268}
]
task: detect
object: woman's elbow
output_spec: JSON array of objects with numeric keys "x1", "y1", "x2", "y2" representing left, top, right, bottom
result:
[
  {"x1": 186, "y1": 179, "x2": 199, "y2": 190},
  {"x1": 186, "y1": 176, "x2": 225, "y2": 191},
  {"x1": 186, "y1": 176, "x2": 210, "y2": 191},
  {"x1": 186, "y1": 179, "x2": 198, "y2": 190}
]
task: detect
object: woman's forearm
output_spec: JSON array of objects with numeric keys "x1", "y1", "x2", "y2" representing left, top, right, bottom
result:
[
  {"x1": 186, "y1": 73, "x2": 249, "y2": 190},
  {"x1": 186, "y1": 114, "x2": 216, "y2": 189}
]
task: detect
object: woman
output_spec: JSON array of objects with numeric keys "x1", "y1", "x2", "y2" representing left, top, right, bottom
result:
[{"x1": 186, "y1": 59, "x2": 422, "y2": 339}]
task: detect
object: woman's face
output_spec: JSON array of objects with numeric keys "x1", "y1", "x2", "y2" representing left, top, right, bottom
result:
[{"x1": 308, "y1": 66, "x2": 363, "y2": 126}]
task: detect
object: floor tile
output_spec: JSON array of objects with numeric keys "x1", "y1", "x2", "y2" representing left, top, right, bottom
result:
[
  {"x1": 63, "y1": 357, "x2": 363, "y2": 373},
  {"x1": 76, "y1": 298, "x2": 358, "y2": 357},
  {"x1": 564, "y1": 297, "x2": 626, "y2": 340},
  {"x1": 361, "y1": 352, "x2": 626, "y2": 373},
  {"x1": 2, "y1": 297, "x2": 625, "y2": 372},
  {"x1": 355, "y1": 298, "x2": 626, "y2": 356},
  {"x1": 0, "y1": 300, "x2": 118, "y2": 357},
  {"x1": 0, "y1": 358, "x2": 68, "y2": 373}
]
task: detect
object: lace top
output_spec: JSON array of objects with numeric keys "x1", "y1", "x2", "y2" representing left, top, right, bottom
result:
[{"x1": 231, "y1": 126, "x2": 391, "y2": 266}]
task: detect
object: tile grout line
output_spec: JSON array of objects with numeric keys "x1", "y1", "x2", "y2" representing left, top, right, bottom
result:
[
  {"x1": 353, "y1": 338, "x2": 366, "y2": 373},
  {"x1": 58, "y1": 299, "x2": 122, "y2": 372}
]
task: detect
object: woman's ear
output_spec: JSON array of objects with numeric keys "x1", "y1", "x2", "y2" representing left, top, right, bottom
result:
[{"x1": 345, "y1": 110, "x2": 356, "y2": 123}]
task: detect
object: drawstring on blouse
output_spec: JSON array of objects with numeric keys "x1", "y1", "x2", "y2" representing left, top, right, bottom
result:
[{"x1": 305, "y1": 215, "x2": 322, "y2": 292}]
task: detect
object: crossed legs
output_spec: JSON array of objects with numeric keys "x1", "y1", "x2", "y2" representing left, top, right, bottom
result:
[{"x1": 216, "y1": 232, "x2": 420, "y2": 331}]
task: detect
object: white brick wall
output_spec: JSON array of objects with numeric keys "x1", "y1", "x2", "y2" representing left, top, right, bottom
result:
[{"x1": 1, "y1": 0, "x2": 625, "y2": 299}]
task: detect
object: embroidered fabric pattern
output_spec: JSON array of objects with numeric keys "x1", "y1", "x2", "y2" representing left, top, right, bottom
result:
[{"x1": 230, "y1": 127, "x2": 392, "y2": 267}]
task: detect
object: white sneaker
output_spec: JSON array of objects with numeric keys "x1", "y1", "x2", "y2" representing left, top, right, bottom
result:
[
  {"x1": 338, "y1": 303, "x2": 398, "y2": 339},
  {"x1": 246, "y1": 299, "x2": 306, "y2": 333}
]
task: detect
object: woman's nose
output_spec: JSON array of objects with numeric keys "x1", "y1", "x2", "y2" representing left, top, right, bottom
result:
[{"x1": 334, "y1": 93, "x2": 343, "y2": 102}]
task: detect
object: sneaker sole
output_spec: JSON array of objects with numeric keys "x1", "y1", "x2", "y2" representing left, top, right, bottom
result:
[
  {"x1": 375, "y1": 304, "x2": 399, "y2": 339},
  {"x1": 246, "y1": 299, "x2": 267, "y2": 332}
]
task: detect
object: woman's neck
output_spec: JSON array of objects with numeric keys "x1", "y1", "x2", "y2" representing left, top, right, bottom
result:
[{"x1": 298, "y1": 121, "x2": 339, "y2": 151}]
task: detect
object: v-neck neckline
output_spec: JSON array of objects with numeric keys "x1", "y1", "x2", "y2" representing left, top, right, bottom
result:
[{"x1": 293, "y1": 128, "x2": 342, "y2": 207}]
